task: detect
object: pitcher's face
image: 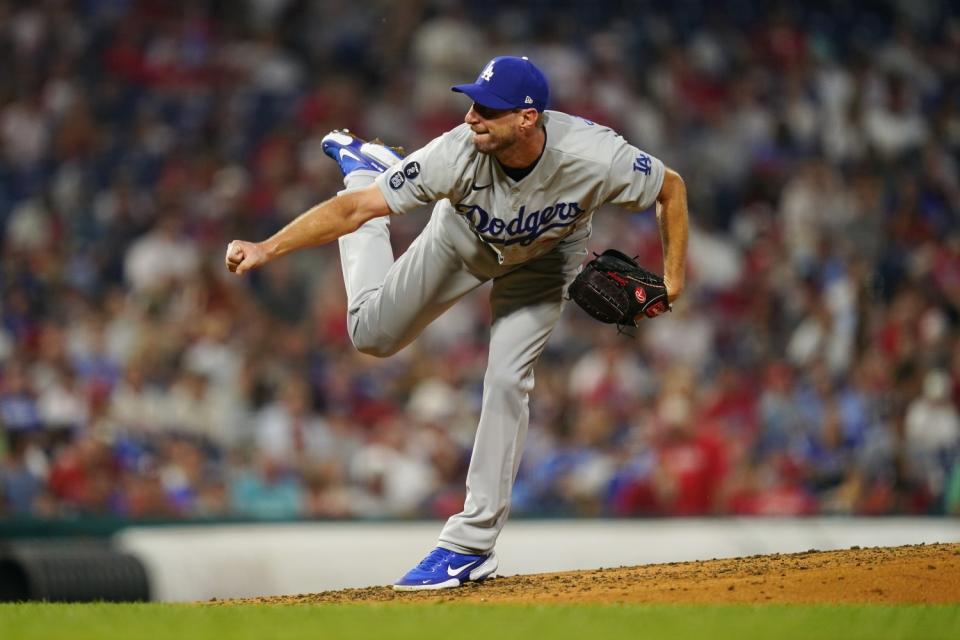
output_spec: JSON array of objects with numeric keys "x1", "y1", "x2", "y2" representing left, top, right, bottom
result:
[{"x1": 464, "y1": 103, "x2": 522, "y2": 154}]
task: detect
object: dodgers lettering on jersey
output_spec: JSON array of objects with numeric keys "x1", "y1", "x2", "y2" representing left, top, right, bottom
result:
[
  {"x1": 453, "y1": 201, "x2": 584, "y2": 246},
  {"x1": 375, "y1": 111, "x2": 666, "y2": 265}
]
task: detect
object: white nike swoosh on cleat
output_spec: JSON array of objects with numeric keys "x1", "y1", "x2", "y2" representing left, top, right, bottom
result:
[
  {"x1": 446, "y1": 562, "x2": 475, "y2": 577},
  {"x1": 339, "y1": 149, "x2": 362, "y2": 163}
]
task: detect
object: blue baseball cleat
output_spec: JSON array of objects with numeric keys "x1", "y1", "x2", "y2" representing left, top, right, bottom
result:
[
  {"x1": 321, "y1": 129, "x2": 378, "y2": 175},
  {"x1": 393, "y1": 547, "x2": 498, "y2": 591},
  {"x1": 321, "y1": 129, "x2": 405, "y2": 175}
]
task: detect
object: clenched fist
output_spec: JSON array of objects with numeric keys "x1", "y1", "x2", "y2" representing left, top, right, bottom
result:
[{"x1": 225, "y1": 240, "x2": 268, "y2": 274}]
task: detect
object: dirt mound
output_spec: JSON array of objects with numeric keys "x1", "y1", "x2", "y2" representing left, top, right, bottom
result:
[{"x1": 221, "y1": 543, "x2": 960, "y2": 605}]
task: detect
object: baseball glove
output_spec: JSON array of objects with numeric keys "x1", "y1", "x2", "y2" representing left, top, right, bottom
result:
[{"x1": 568, "y1": 249, "x2": 670, "y2": 326}]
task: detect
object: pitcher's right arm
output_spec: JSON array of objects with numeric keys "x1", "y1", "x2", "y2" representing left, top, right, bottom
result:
[{"x1": 225, "y1": 184, "x2": 391, "y2": 275}]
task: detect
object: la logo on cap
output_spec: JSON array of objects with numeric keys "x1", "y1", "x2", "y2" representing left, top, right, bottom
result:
[{"x1": 480, "y1": 61, "x2": 495, "y2": 82}]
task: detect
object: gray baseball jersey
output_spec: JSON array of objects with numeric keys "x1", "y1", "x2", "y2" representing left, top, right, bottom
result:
[
  {"x1": 338, "y1": 111, "x2": 665, "y2": 555},
  {"x1": 374, "y1": 110, "x2": 665, "y2": 266}
]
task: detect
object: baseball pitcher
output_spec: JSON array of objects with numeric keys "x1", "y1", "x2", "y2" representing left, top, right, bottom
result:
[{"x1": 225, "y1": 56, "x2": 688, "y2": 590}]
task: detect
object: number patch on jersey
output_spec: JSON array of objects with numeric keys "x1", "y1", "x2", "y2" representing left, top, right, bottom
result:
[{"x1": 389, "y1": 171, "x2": 406, "y2": 190}]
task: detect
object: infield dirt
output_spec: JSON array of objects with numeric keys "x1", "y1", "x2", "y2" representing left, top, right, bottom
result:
[{"x1": 220, "y1": 543, "x2": 960, "y2": 606}]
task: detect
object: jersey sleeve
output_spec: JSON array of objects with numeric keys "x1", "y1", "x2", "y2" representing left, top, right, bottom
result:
[
  {"x1": 374, "y1": 131, "x2": 463, "y2": 214},
  {"x1": 602, "y1": 139, "x2": 666, "y2": 212}
]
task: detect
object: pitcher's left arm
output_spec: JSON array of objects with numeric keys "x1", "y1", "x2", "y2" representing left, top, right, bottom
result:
[{"x1": 655, "y1": 168, "x2": 688, "y2": 303}]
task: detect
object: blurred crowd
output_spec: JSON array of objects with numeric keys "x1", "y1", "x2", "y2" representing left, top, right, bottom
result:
[{"x1": 1, "y1": 0, "x2": 959, "y2": 522}]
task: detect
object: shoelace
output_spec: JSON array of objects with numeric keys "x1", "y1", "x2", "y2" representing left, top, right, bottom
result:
[{"x1": 416, "y1": 548, "x2": 456, "y2": 572}]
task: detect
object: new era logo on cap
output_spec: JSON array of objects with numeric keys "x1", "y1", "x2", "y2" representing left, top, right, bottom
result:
[{"x1": 451, "y1": 56, "x2": 549, "y2": 112}]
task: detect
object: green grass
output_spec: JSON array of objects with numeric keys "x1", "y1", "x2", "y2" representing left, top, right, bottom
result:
[{"x1": 1, "y1": 602, "x2": 958, "y2": 640}]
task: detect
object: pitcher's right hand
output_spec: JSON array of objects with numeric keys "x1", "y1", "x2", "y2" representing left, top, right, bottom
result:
[{"x1": 225, "y1": 240, "x2": 268, "y2": 274}]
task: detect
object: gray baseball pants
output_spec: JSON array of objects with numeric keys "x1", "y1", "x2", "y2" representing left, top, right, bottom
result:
[{"x1": 338, "y1": 171, "x2": 587, "y2": 553}]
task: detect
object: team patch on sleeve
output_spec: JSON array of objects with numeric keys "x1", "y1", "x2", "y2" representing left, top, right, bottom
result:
[
  {"x1": 389, "y1": 171, "x2": 405, "y2": 190},
  {"x1": 633, "y1": 153, "x2": 652, "y2": 175},
  {"x1": 403, "y1": 161, "x2": 421, "y2": 179}
]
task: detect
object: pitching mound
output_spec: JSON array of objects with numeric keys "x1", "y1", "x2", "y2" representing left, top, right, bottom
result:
[{"x1": 224, "y1": 543, "x2": 960, "y2": 605}]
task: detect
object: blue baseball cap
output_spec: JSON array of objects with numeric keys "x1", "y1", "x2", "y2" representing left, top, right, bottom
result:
[{"x1": 452, "y1": 56, "x2": 549, "y2": 111}]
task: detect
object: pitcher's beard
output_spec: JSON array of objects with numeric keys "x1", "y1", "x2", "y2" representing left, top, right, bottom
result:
[
  {"x1": 472, "y1": 131, "x2": 515, "y2": 155},
  {"x1": 471, "y1": 134, "x2": 496, "y2": 154}
]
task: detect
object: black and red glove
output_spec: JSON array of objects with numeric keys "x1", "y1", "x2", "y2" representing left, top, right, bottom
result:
[{"x1": 568, "y1": 249, "x2": 670, "y2": 326}]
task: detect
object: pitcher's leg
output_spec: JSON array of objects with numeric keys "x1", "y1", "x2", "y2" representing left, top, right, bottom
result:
[
  {"x1": 339, "y1": 177, "x2": 491, "y2": 357},
  {"x1": 347, "y1": 211, "x2": 489, "y2": 357},
  {"x1": 438, "y1": 254, "x2": 576, "y2": 553},
  {"x1": 323, "y1": 129, "x2": 404, "y2": 311},
  {"x1": 337, "y1": 171, "x2": 395, "y2": 310},
  {"x1": 325, "y1": 131, "x2": 498, "y2": 358}
]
